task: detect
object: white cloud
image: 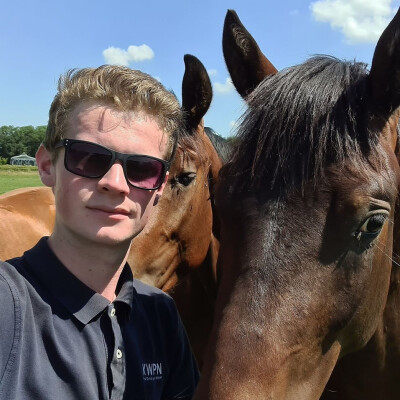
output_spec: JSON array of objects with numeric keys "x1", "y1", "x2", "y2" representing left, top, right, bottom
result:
[
  {"x1": 103, "y1": 47, "x2": 130, "y2": 66},
  {"x1": 310, "y1": 0, "x2": 397, "y2": 44},
  {"x1": 213, "y1": 77, "x2": 235, "y2": 94},
  {"x1": 207, "y1": 69, "x2": 217, "y2": 77},
  {"x1": 103, "y1": 44, "x2": 154, "y2": 66},
  {"x1": 127, "y1": 45, "x2": 154, "y2": 61}
]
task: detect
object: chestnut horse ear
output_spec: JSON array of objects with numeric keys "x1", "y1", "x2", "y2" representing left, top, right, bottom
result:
[
  {"x1": 369, "y1": 7, "x2": 400, "y2": 117},
  {"x1": 182, "y1": 54, "x2": 213, "y2": 130},
  {"x1": 223, "y1": 9, "x2": 278, "y2": 99}
]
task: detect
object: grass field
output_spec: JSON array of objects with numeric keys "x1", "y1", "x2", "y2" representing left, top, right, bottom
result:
[{"x1": 0, "y1": 165, "x2": 43, "y2": 195}]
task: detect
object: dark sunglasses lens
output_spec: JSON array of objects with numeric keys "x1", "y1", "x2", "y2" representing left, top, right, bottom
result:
[
  {"x1": 126, "y1": 156, "x2": 164, "y2": 189},
  {"x1": 66, "y1": 142, "x2": 112, "y2": 177}
]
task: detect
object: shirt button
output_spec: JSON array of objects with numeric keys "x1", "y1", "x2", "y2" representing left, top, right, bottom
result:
[
  {"x1": 110, "y1": 308, "x2": 116, "y2": 317},
  {"x1": 116, "y1": 349, "x2": 123, "y2": 359}
]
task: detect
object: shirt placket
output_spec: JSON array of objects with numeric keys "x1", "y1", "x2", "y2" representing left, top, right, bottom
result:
[{"x1": 108, "y1": 303, "x2": 126, "y2": 400}]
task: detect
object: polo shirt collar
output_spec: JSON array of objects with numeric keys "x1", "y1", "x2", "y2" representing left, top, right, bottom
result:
[{"x1": 24, "y1": 237, "x2": 135, "y2": 325}]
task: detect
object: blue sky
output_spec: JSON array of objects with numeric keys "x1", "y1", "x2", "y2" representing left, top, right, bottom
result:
[{"x1": 1, "y1": 0, "x2": 399, "y2": 137}]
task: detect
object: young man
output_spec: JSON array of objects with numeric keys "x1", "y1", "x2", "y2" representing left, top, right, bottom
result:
[{"x1": 0, "y1": 66, "x2": 199, "y2": 399}]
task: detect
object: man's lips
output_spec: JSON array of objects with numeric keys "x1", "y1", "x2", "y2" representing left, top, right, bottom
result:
[{"x1": 88, "y1": 206, "x2": 131, "y2": 216}]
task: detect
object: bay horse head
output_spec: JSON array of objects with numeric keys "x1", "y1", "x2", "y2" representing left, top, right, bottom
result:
[
  {"x1": 194, "y1": 9, "x2": 400, "y2": 400},
  {"x1": 127, "y1": 54, "x2": 223, "y2": 291}
]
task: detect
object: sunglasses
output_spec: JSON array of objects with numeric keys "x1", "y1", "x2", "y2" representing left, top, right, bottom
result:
[{"x1": 55, "y1": 138, "x2": 170, "y2": 190}]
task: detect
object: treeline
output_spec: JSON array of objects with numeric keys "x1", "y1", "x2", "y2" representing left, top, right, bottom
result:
[{"x1": 0, "y1": 125, "x2": 46, "y2": 164}]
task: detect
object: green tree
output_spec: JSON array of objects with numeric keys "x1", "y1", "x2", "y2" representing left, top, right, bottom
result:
[{"x1": 0, "y1": 125, "x2": 46, "y2": 161}]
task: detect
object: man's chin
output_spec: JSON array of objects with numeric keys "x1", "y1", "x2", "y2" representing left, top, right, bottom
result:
[{"x1": 93, "y1": 230, "x2": 135, "y2": 248}]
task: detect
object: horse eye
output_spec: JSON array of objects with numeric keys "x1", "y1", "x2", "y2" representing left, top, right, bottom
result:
[
  {"x1": 176, "y1": 172, "x2": 196, "y2": 187},
  {"x1": 359, "y1": 214, "x2": 387, "y2": 234},
  {"x1": 353, "y1": 213, "x2": 388, "y2": 250}
]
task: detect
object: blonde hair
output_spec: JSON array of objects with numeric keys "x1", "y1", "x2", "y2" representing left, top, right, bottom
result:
[{"x1": 45, "y1": 65, "x2": 182, "y2": 159}]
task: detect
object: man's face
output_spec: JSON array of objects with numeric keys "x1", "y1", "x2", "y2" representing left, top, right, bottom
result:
[{"x1": 40, "y1": 102, "x2": 169, "y2": 247}]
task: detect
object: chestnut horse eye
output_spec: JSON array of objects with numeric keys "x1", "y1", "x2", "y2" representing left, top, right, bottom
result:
[{"x1": 176, "y1": 173, "x2": 196, "y2": 187}]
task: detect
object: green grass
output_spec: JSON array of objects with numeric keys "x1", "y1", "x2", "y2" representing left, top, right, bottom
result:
[{"x1": 0, "y1": 165, "x2": 43, "y2": 195}]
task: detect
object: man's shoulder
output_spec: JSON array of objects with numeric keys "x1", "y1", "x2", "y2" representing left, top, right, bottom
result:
[
  {"x1": 132, "y1": 278, "x2": 169, "y2": 297},
  {"x1": 0, "y1": 257, "x2": 46, "y2": 308},
  {"x1": 0, "y1": 259, "x2": 26, "y2": 288},
  {"x1": 132, "y1": 278, "x2": 178, "y2": 317},
  {"x1": 0, "y1": 262, "x2": 20, "y2": 386},
  {"x1": 0, "y1": 261, "x2": 17, "y2": 293}
]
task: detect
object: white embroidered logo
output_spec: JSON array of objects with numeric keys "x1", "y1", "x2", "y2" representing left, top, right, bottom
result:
[{"x1": 142, "y1": 363, "x2": 163, "y2": 381}]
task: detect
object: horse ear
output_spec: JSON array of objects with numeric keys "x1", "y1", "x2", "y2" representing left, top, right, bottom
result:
[
  {"x1": 223, "y1": 9, "x2": 278, "y2": 99},
  {"x1": 182, "y1": 54, "x2": 213, "y2": 130},
  {"x1": 369, "y1": 7, "x2": 400, "y2": 117}
]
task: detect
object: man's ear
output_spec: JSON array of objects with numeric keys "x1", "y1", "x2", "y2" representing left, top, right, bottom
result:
[
  {"x1": 36, "y1": 144, "x2": 56, "y2": 187},
  {"x1": 153, "y1": 194, "x2": 161, "y2": 206},
  {"x1": 155, "y1": 171, "x2": 169, "y2": 199}
]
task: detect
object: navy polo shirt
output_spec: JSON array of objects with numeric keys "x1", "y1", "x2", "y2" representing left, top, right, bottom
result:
[{"x1": 0, "y1": 237, "x2": 199, "y2": 400}]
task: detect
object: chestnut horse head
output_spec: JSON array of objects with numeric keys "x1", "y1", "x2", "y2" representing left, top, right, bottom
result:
[{"x1": 194, "y1": 9, "x2": 400, "y2": 400}]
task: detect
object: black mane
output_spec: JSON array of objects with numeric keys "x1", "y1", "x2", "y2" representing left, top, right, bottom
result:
[
  {"x1": 204, "y1": 127, "x2": 233, "y2": 163},
  {"x1": 225, "y1": 56, "x2": 376, "y2": 194}
]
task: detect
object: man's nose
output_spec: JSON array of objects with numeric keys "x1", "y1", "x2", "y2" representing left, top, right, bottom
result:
[{"x1": 97, "y1": 160, "x2": 130, "y2": 195}]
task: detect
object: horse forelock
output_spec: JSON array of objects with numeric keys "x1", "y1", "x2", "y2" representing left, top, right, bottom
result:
[
  {"x1": 177, "y1": 127, "x2": 212, "y2": 168},
  {"x1": 225, "y1": 56, "x2": 380, "y2": 196}
]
